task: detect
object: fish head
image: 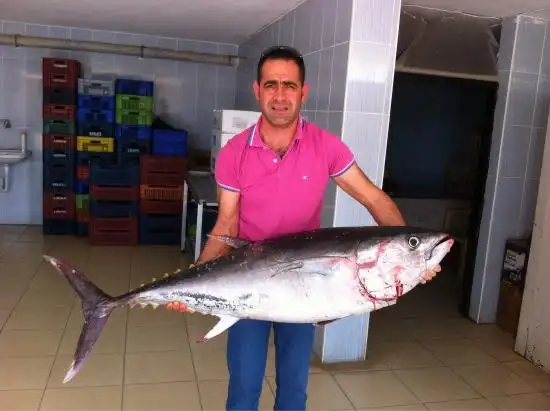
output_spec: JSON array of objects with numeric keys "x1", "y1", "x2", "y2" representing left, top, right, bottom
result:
[{"x1": 355, "y1": 228, "x2": 454, "y2": 303}]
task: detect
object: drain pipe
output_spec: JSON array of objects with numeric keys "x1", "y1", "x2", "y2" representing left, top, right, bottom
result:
[{"x1": 0, "y1": 33, "x2": 239, "y2": 67}]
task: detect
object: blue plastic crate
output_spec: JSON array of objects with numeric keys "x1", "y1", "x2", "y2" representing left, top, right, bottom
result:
[
  {"x1": 115, "y1": 124, "x2": 152, "y2": 141},
  {"x1": 77, "y1": 108, "x2": 115, "y2": 125},
  {"x1": 90, "y1": 199, "x2": 139, "y2": 218},
  {"x1": 117, "y1": 134, "x2": 151, "y2": 157},
  {"x1": 77, "y1": 122, "x2": 115, "y2": 138},
  {"x1": 152, "y1": 129, "x2": 188, "y2": 156},
  {"x1": 76, "y1": 151, "x2": 116, "y2": 167},
  {"x1": 43, "y1": 219, "x2": 76, "y2": 235},
  {"x1": 43, "y1": 164, "x2": 75, "y2": 192},
  {"x1": 78, "y1": 95, "x2": 116, "y2": 111},
  {"x1": 75, "y1": 180, "x2": 89, "y2": 195},
  {"x1": 115, "y1": 79, "x2": 154, "y2": 96},
  {"x1": 139, "y1": 213, "x2": 182, "y2": 245},
  {"x1": 90, "y1": 162, "x2": 139, "y2": 187},
  {"x1": 43, "y1": 148, "x2": 75, "y2": 168}
]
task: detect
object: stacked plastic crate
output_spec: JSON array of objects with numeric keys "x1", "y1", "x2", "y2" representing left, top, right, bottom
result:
[
  {"x1": 42, "y1": 58, "x2": 81, "y2": 235},
  {"x1": 75, "y1": 78, "x2": 116, "y2": 236},
  {"x1": 88, "y1": 162, "x2": 140, "y2": 245},
  {"x1": 115, "y1": 79, "x2": 154, "y2": 165}
]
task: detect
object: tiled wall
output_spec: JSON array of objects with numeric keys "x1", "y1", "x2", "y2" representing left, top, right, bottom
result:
[
  {"x1": 235, "y1": 0, "x2": 402, "y2": 362},
  {"x1": 0, "y1": 20, "x2": 238, "y2": 224},
  {"x1": 470, "y1": 15, "x2": 550, "y2": 323}
]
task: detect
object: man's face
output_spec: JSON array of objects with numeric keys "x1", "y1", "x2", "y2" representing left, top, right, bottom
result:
[{"x1": 253, "y1": 58, "x2": 308, "y2": 128}]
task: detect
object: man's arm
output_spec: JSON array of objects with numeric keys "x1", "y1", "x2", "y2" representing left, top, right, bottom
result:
[
  {"x1": 333, "y1": 164, "x2": 405, "y2": 227},
  {"x1": 194, "y1": 186, "x2": 240, "y2": 265}
]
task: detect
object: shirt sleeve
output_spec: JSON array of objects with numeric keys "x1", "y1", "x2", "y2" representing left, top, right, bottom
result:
[
  {"x1": 214, "y1": 142, "x2": 241, "y2": 192},
  {"x1": 326, "y1": 134, "x2": 356, "y2": 177}
]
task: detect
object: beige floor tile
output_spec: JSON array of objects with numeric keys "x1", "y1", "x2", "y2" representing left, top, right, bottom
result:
[
  {"x1": 124, "y1": 350, "x2": 196, "y2": 384},
  {"x1": 334, "y1": 370, "x2": 420, "y2": 409},
  {"x1": 126, "y1": 324, "x2": 189, "y2": 353},
  {"x1": 192, "y1": 346, "x2": 229, "y2": 380},
  {"x1": 487, "y1": 392, "x2": 550, "y2": 410},
  {"x1": 40, "y1": 386, "x2": 122, "y2": 411},
  {"x1": 425, "y1": 398, "x2": 496, "y2": 410},
  {"x1": 122, "y1": 382, "x2": 201, "y2": 411},
  {"x1": 5, "y1": 305, "x2": 71, "y2": 331},
  {"x1": 502, "y1": 360, "x2": 550, "y2": 391},
  {"x1": 268, "y1": 373, "x2": 354, "y2": 411},
  {"x1": 358, "y1": 405, "x2": 428, "y2": 411},
  {"x1": 374, "y1": 341, "x2": 444, "y2": 369},
  {"x1": 0, "y1": 390, "x2": 43, "y2": 411},
  {"x1": 58, "y1": 322, "x2": 126, "y2": 356},
  {"x1": 0, "y1": 329, "x2": 63, "y2": 357},
  {"x1": 421, "y1": 338, "x2": 498, "y2": 366},
  {"x1": 0, "y1": 309, "x2": 10, "y2": 328},
  {"x1": 0, "y1": 356, "x2": 55, "y2": 390},
  {"x1": 48, "y1": 353, "x2": 123, "y2": 388},
  {"x1": 394, "y1": 367, "x2": 481, "y2": 403},
  {"x1": 199, "y1": 379, "x2": 274, "y2": 411},
  {"x1": 453, "y1": 363, "x2": 539, "y2": 397},
  {"x1": 470, "y1": 334, "x2": 521, "y2": 362}
]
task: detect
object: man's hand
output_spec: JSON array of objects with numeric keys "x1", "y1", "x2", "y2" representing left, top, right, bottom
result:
[{"x1": 420, "y1": 265, "x2": 441, "y2": 284}]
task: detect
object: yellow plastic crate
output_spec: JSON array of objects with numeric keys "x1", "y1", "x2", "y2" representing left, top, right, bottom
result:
[{"x1": 77, "y1": 136, "x2": 114, "y2": 153}]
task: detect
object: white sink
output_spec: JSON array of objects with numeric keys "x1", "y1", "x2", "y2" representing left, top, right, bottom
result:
[{"x1": 0, "y1": 149, "x2": 32, "y2": 165}]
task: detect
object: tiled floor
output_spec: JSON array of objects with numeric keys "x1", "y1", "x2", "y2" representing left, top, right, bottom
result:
[{"x1": 1, "y1": 224, "x2": 550, "y2": 410}]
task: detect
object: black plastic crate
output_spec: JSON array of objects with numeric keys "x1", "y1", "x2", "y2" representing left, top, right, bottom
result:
[
  {"x1": 76, "y1": 151, "x2": 116, "y2": 167},
  {"x1": 139, "y1": 213, "x2": 182, "y2": 245},
  {"x1": 77, "y1": 122, "x2": 115, "y2": 138},
  {"x1": 117, "y1": 135, "x2": 151, "y2": 156},
  {"x1": 78, "y1": 95, "x2": 116, "y2": 111},
  {"x1": 43, "y1": 86, "x2": 77, "y2": 105},
  {"x1": 42, "y1": 219, "x2": 76, "y2": 235},
  {"x1": 90, "y1": 163, "x2": 139, "y2": 187},
  {"x1": 115, "y1": 79, "x2": 154, "y2": 96},
  {"x1": 90, "y1": 199, "x2": 139, "y2": 218},
  {"x1": 76, "y1": 222, "x2": 89, "y2": 237},
  {"x1": 77, "y1": 108, "x2": 115, "y2": 125},
  {"x1": 43, "y1": 164, "x2": 75, "y2": 192},
  {"x1": 43, "y1": 148, "x2": 75, "y2": 168}
]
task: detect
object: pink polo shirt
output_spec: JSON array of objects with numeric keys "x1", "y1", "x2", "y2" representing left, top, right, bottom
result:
[{"x1": 214, "y1": 116, "x2": 355, "y2": 242}]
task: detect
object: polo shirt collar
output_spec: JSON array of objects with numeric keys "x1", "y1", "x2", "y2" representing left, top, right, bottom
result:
[{"x1": 247, "y1": 115, "x2": 306, "y2": 148}]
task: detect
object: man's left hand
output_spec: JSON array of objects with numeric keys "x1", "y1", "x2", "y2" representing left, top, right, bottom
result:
[{"x1": 420, "y1": 265, "x2": 441, "y2": 284}]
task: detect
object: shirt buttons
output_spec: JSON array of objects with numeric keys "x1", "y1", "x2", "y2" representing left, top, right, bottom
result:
[{"x1": 273, "y1": 158, "x2": 278, "y2": 163}]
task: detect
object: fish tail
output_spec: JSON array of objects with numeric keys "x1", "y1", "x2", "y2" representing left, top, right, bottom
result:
[{"x1": 43, "y1": 254, "x2": 121, "y2": 383}]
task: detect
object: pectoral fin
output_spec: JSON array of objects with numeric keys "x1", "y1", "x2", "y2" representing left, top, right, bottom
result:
[
  {"x1": 207, "y1": 234, "x2": 250, "y2": 248},
  {"x1": 197, "y1": 314, "x2": 240, "y2": 343}
]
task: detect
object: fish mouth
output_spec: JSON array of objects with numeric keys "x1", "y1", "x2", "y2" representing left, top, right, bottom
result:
[{"x1": 425, "y1": 235, "x2": 454, "y2": 262}]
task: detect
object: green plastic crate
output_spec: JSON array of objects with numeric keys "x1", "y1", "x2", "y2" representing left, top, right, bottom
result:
[
  {"x1": 116, "y1": 94, "x2": 153, "y2": 111},
  {"x1": 76, "y1": 194, "x2": 89, "y2": 211},
  {"x1": 116, "y1": 109, "x2": 153, "y2": 125},
  {"x1": 43, "y1": 119, "x2": 76, "y2": 135}
]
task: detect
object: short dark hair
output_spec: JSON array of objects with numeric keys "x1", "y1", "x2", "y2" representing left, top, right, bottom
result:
[{"x1": 257, "y1": 45, "x2": 306, "y2": 84}]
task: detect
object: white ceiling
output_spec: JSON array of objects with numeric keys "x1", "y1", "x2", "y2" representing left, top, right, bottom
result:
[{"x1": 0, "y1": 0, "x2": 548, "y2": 45}]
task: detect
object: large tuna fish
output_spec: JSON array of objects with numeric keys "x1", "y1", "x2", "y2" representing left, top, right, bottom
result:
[{"x1": 43, "y1": 225, "x2": 453, "y2": 383}]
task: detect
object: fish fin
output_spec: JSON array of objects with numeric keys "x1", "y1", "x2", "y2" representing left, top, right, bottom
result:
[
  {"x1": 43, "y1": 255, "x2": 121, "y2": 383},
  {"x1": 207, "y1": 234, "x2": 250, "y2": 248},
  {"x1": 197, "y1": 314, "x2": 239, "y2": 343}
]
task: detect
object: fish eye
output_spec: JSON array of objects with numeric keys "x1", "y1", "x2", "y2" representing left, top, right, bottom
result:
[{"x1": 408, "y1": 235, "x2": 420, "y2": 249}]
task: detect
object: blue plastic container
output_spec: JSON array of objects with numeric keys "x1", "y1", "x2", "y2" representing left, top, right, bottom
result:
[
  {"x1": 90, "y1": 199, "x2": 139, "y2": 218},
  {"x1": 90, "y1": 163, "x2": 139, "y2": 187},
  {"x1": 43, "y1": 164, "x2": 75, "y2": 192},
  {"x1": 43, "y1": 148, "x2": 75, "y2": 168},
  {"x1": 77, "y1": 108, "x2": 115, "y2": 125},
  {"x1": 78, "y1": 95, "x2": 116, "y2": 112},
  {"x1": 75, "y1": 180, "x2": 89, "y2": 195},
  {"x1": 115, "y1": 79, "x2": 154, "y2": 96},
  {"x1": 139, "y1": 213, "x2": 182, "y2": 245},
  {"x1": 115, "y1": 124, "x2": 152, "y2": 141},
  {"x1": 152, "y1": 129, "x2": 188, "y2": 156}
]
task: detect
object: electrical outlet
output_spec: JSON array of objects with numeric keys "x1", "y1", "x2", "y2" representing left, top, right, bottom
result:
[{"x1": 0, "y1": 119, "x2": 11, "y2": 129}]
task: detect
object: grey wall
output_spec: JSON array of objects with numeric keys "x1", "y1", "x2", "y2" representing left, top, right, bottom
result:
[
  {"x1": 235, "y1": 0, "x2": 402, "y2": 362},
  {"x1": 470, "y1": 15, "x2": 550, "y2": 323}
]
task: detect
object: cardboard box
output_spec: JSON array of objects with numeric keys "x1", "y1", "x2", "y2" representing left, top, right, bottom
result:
[
  {"x1": 212, "y1": 129, "x2": 238, "y2": 149},
  {"x1": 496, "y1": 280, "x2": 524, "y2": 337},
  {"x1": 213, "y1": 109, "x2": 260, "y2": 134}
]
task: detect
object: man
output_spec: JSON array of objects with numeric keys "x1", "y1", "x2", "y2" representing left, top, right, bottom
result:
[{"x1": 176, "y1": 45, "x2": 440, "y2": 410}]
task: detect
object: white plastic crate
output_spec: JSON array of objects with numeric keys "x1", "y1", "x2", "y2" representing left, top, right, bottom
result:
[{"x1": 213, "y1": 109, "x2": 260, "y2": 134}]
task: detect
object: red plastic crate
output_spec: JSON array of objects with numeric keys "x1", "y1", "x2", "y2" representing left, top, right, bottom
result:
[
  {"x1": 43, "y1": 192, "x2": 75, "y2": 219},
  {"x1": 140, "y1": 199, "x2": 183, "y2": 215},
  {"x1": 90, "y1": 185, "x2": 139, "y2": 201},
  {"x1": 90, "y1": 217, "x2": 138, "y2": 246},
  {"x1": 43, "y1": 72, "x2": 79, "y2": 89},
  {"x1": 77, "y1": 165, "x2": 89, "y2": 181},
  {"x1": 43, "y1": 134, "x2": 76, "y2": 150},
  {"x1": 76, "y1": 209, "x2": 89, "y2": 223},
  {"x1": 43, "y1": 58, "x2": 81, "y2": 77},
  {"x1": 140, "y1": 155, "x2": 187, "y2": 186},
  {"x1": 139, "y1": 184, "x2": 183, "y2": 201},
  {"x1": 43, "y1": 104, "x2": 76, "y2": 120}
]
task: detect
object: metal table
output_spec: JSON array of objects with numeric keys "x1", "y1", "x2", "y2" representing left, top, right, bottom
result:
[{"x1": 180, "y1": 170, "x2": 219, "y2": 262}]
